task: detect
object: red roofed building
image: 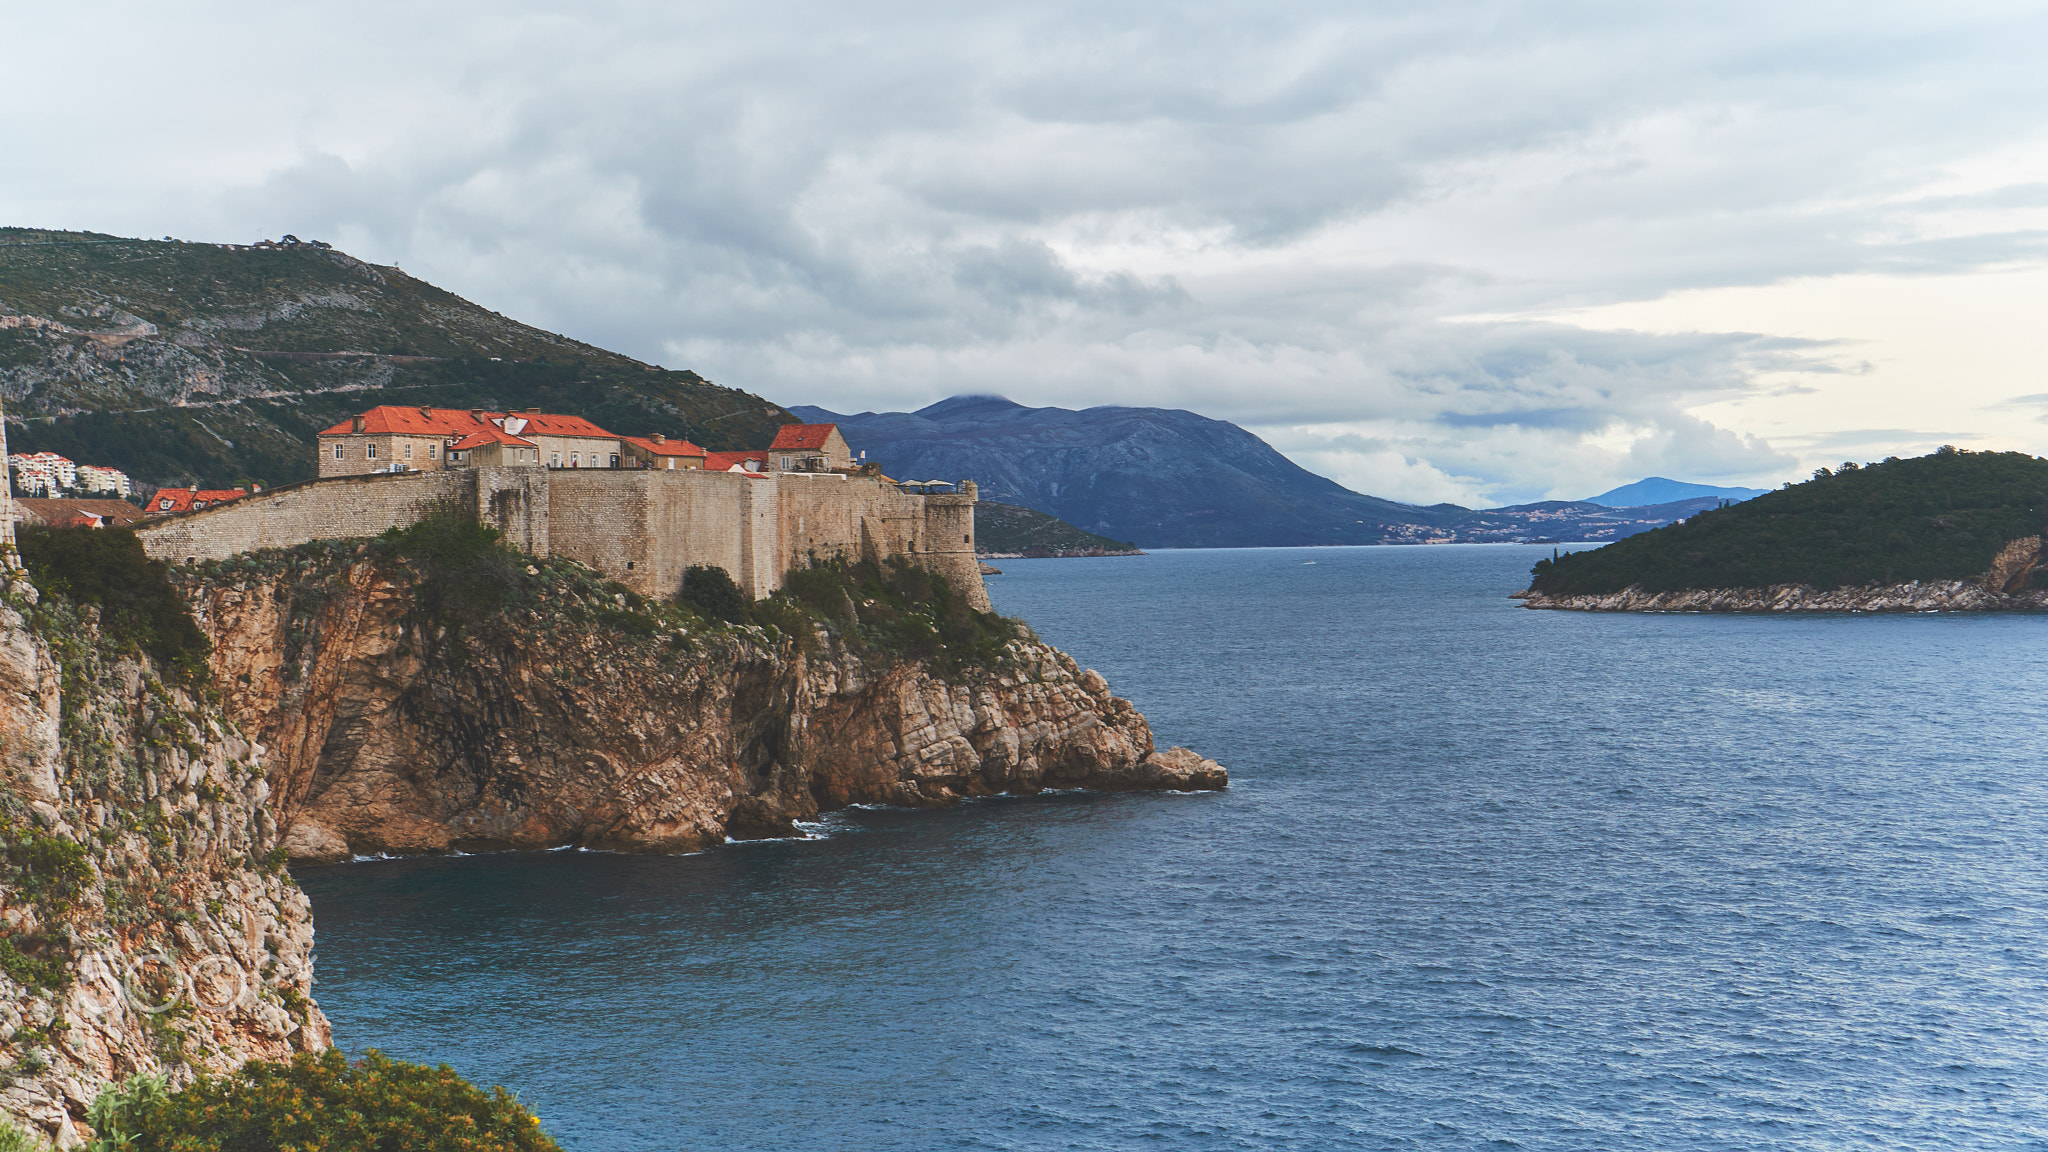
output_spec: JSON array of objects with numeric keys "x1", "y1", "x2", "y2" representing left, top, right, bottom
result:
[
  {"x1": 621, "y1": 434, "x2": 707, "y2": 471},
  {"x1": 703, "y1": 451, "x2": 768, "y2": 474},
  {"x1": 148, "y1": 488, "x2": 247, "y2": 516},
  {"x1": 318, "y1": 406, "x2": 614, "y2": 477},
  {"x1": 767, "y1": 423, "x2": 852, "y2": 472},
  {"x1": 444, "y1": 426, "x2": 539, "y2": 469}
]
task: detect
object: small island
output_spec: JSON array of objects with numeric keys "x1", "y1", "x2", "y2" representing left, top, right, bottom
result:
[{"x1": 1518, "y1": 448, "x2": 2048, "y2": 611}]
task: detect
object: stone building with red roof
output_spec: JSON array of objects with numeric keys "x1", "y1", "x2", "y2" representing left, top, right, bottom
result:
[
  {"x1": 767, "y1": 423, "x2": 853, "y2": 472},
  {"x1": 317, "y1": 406, "x2": 617, "y2": 477},
  {"x1": 620, "y1": 434, "x2": 707, "y2": 471}
]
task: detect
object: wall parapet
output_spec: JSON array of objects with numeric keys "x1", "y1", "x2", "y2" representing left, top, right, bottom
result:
[{"x1": 134, "y1": 466, "x2": 988, "y2": 608}]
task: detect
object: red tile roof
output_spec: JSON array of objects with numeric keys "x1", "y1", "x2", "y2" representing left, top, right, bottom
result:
[
  {"x1": 768, "y1": 423, "x2": 839, "y2": 451},
  {"x1": 148, "y1": 488, "x2": 246, "y2": 514},
  {"x1": 504, "y1": 412, "x2": 615, "y2": 439},
  {"x1": 621, "y1": 435, "x2": 706, "y2": 457},
  {"x1": 703, "y1": 451, "x2": 766, "y2": 472},
  {"x1": 318, "y1": 406, "x2": 620, "y2": 440},
  {"x1": 448, "y1": 428, "x2": 536, "y2": 451},
  {"x1": 12, "y1": 498, "x2": 147, "y2": 527}
]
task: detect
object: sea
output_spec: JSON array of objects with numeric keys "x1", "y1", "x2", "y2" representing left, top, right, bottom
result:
[{"x1": 295, "y1": 544, "x2": 2048, "y2": 1150}]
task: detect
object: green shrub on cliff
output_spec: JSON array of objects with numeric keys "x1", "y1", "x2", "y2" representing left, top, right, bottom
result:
[
  {"x1": 776, "y1": 556, "x2": 1014, "y2": 671},
  {"x1": 86, "y1": 1050, "x2": 560, "y2": 1152},
  {"x1": 377, "y1": 506, "x2": 526, "y2": 622},
  {"x1": 1529, "y1": 449, "x2": 2048, "y2": 595},
  {"x1": 678, "y1": 564, "x2": 748, "y2": 623},
  {"x1": 15, "y1": 527, "x2": 209, "y2": 681}
]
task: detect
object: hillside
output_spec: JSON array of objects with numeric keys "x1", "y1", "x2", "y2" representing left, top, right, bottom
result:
[
  {"x1": 795, "y1": 395, "x2": 1458, "y2": 548},
  {"x1": 797, "y1": 397, "x2": 1734, "y2": 548},
  {"x1": 1528, "y1": 449, "x2": 2048, "y2": 596},
  {"x1": 975, "y1": 502, "x2": 1141, "y2": 556},
  {"x1": 0, "y1": 228, "x2": 792, "y2": 491}
]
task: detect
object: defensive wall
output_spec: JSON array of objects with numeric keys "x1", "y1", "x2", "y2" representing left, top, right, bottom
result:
[{"x1": 134, "y1": 467, "x2": 989, "y2": 610}]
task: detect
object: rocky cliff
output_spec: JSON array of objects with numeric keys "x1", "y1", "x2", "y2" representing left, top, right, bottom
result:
[
  {"x1": 0, "y1": 571, "x2": 328, "y2": 1147},
  {"x1": 0, "y1": 535, "x2": 1221, "y2": 1142},
  {"x1": 185, "y1": 545, "x2": 1223, "y2": 863}
]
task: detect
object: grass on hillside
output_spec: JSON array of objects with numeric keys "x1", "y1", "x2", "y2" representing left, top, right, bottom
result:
[{"x1": 1528, "y1": 448, "x2": 2048, "y2": 595}]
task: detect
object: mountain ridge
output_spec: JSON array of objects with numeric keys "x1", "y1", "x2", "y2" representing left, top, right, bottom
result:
[
  {"x1": 0, "y1": 228, "x2": 793, "y2": 491},
  {"x1": 793, "y1": 396, "x2": 1732, "y2": 549}
]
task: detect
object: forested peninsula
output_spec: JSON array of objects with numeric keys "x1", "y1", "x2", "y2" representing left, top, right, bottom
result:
[{"x1": 1519, "y1": 448, "x2": 2048, "y2": 612}]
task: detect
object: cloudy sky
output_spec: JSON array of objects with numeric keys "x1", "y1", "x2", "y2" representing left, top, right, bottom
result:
[{"x1": 9, "y1": 1, "x2": 2048, "y2": 504}]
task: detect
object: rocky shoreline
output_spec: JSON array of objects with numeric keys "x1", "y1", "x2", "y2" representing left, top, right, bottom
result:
[
  {"x1": 1515, "y1": 580, "x2": 2048, "y2": 612},
  {"x1": 1518, "y1": 534, "x2": 2048, "y2": 613}
]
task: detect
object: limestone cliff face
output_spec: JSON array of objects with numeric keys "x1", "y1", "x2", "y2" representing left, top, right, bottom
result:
[
  {"x1": 1518, "y1": 538, "x2": 2048, "y2": 612},
  {"x1": 184, "y1": 555, "x2": 1224, "y2": 863},
  {"x1": 0, "y1": 575, "x2": 328, "y2": 1147}
]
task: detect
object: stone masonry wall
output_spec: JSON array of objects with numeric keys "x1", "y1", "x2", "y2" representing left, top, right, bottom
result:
[{"x1": 139, "y1": 467, "x2": 989, "y2": 608}]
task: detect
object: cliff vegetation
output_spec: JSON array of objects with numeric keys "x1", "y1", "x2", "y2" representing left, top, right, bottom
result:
[{"x1": 1527, "y1": 449, "x2": 2048, "y2": 596}]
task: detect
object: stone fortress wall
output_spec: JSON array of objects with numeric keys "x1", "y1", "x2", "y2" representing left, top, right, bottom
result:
[{"x1": 134, "y1": 466, "x2": 990, "y2": 610}]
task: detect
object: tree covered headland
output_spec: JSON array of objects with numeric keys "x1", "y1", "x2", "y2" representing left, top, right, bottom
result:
[{"x1": 1528, "y1": 448, "x2": 2048, "y2": 595}]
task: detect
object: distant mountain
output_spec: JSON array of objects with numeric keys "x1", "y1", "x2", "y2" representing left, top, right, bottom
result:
[
  {"x1": 0, "y1": 228, "x2": 792, "y2": 491},
  {"x1": 797, "y1": 395, "x2": 1728, "y2": 549},
  {"x1": 1585, "y1": 477, "x2": 1769, "y2": 507},
  {"x1": 792, "y1": 395, "x2": 1464, "y2": 548}
]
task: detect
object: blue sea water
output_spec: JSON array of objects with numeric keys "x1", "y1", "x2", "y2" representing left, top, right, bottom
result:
[{"x1": 296, "y1": 544, "x2": 2048, "y2": 1150}]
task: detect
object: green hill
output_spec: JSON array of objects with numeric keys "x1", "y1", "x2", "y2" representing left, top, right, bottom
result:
[
  {"x1": 1528, "y1": 448, "x2": 2048, "y2": 595},
  {"x1": 973, "y1": 502, "x2": 1141, "y2": 556},
  {"x1": 0, "y1": 228, "x2": 792, "y2": 491}
]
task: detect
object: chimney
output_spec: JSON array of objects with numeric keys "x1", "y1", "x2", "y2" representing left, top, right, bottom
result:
[
  {"x1": 351, "y1": 415, "x2": 364, "y2": 434},
  {"x1": 652, "y1": 433, "x2": 664, "y2": 444},
  {"x1": 470, "y1": 410, "x2": 486, "y2": 423},
  {"x1": 525, "y1": 407, "x2": 541, "y2": 414},
  {"x1": 419, "y1": 406, "x2": 433, "y2": 419}
]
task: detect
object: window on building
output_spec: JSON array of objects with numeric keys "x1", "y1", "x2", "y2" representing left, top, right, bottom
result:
[
  {"x1": 610, "y1": 454, "x2": 620, "y2": 468},
  {"x1": 551, "y1": 452, "x2": 561, "y2": 467},
  {"x1": 366, "y1": 444, "x2": 378, "y2": 460},
  {"x1": 404, "y1": 443, "x2": 413, "y2": 459},
  {"x1": 428, "y1": 444, "x2": 437, "y2": 460},
  {"x1": 333, "y1": 444, "x2": 345, "y2": 460}
]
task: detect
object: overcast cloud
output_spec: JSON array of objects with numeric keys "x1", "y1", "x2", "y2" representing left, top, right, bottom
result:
[{"x1": 9, "y1": 0, "x2": 2048, "y2": 503}]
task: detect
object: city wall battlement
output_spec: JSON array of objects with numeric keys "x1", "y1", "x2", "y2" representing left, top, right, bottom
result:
[{"x1": 134, "y1": 467, "x2": 989, "y2": 610}]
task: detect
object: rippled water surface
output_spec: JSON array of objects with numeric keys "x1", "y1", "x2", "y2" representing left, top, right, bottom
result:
[{"x1": 297, "y1": 545, "x2": 2048, "y2": 1150}]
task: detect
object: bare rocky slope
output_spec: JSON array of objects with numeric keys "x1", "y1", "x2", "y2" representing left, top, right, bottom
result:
[{"x1": 0, "y1": 569, "x2": 327, "y2": 1147}]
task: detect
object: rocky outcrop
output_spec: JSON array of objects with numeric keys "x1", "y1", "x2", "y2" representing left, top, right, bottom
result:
[
  {"x1": 183, "y1": 551, "x2": 1224, "y2": 862},
  {"x1": 0, "y1": 574, "x2": 327, "y2": 1146},
  {"x1": 1517, "y1": 544, "x2": 2048, "y2": 612}
]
